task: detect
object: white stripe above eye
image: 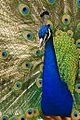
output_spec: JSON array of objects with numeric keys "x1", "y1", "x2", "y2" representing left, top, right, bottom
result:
[
  {"x1": 40, "y1": 38, "x2": 43, "y2": 45},
  {"x1": 48, "y1": 29, "x2": 51, "y2": 40},
  {"x1": 44, "y1": 33, "x2": 47, "y2": 41}
]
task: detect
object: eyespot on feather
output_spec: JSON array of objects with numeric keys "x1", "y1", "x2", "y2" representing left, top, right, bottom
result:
[
  {"x1": 18, "y1": 3, "x2": 30, "y2": 16},
  {"x1": 62, "y1": 14, "x2": 71, "y2": 25}
]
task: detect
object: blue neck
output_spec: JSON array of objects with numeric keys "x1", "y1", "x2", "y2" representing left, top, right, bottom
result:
[
  {"x1": 43, "y1": 37, "x2": 61, "y2": 86},
  {"x1": 42, "y1": 36, "x2": 73, "y2": 117}
]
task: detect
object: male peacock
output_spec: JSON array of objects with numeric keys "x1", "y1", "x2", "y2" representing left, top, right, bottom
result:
[
  {"x1": 38, "y1": 11, "x2": 73, "y2": 119},
  {"x1": 0, "y1": 0, "x2": 80, "y2": 120}
]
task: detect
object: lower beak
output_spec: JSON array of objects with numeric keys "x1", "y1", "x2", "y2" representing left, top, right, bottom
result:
[{"x1": 40, "y1": 38, "x2": 43, "y2": 48}]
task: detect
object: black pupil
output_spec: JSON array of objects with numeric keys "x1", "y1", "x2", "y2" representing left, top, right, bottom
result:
[
  {"x1": 26, "y1": 64, "x2": 29, "y2": 67},
  {"x1": 78, "y1": 86, "x2": 80, "y2": 89},
  {"x1": 27, "y1": 34, "x2": 30, "y2": 38},
  {"x1": 40, "y1": 81, "x2": 42, "y2": 84},
  {"x1": 36, "y1": 50, "x2": 40, "y2": 54},
  {"x1": 78, "y1": 42, "x2": 80, "y2": 45},
  {"x1": 65, "y1": 19, "x2": 68, "y2": 22},
  {"x1": 23, "y1": 7, "x2": 27, "y2": 12},
  {"x1": 3, "y1": 118, "x2": 7, "y2": 120},
  {"x1": 74, "y1": 113, "x2": 77, "y2": 117},
  {"x1": 17, "y1": 84, "x2": 20, "y2": 87},
  {"x1": 2, "y1": 52, "x2": 6, "y2": 56},
  {"x1": 28, "y1": 111, "x2": 32, "y2": 114},
  {"x1": 37, "y1": 51, "x2": 39, "y2": 53},
  {"x1": 21, "y1": 118, "x2": 25, "y2": 120}
]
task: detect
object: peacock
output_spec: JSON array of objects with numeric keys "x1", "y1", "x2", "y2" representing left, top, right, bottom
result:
[{"x1": 0, "y1": 0, "x2": 80, "y2": 120}]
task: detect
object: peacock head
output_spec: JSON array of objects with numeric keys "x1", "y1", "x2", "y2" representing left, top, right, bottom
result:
[
  {"x1": 39, "y1": 25, "x2": 52, "y2": 48},
  {"x1": 39, "y1": 11, "x2": 52, "y2": 48},
  {"x1": 40, "y1": 10, "x2": 50, "y2": 23}
]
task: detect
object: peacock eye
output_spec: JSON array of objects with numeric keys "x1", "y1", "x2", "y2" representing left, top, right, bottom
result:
[
  {"x1": 2, "y1": 118, "x2": 7, "y2": 120},
  {"x1": 2, "y1": 116, "x2": 8, "y2": 120},
  {"x1": 36, "y1": 50, "x2": 40, "y2": 55},
  {"x1": 72, "y1": 110, "x2": 80, "y2": 119},
  {"x1": 21, "y1": 117, "x2": 26, "y2": 120},
  {"x1": 22, "y1": 62, "x2": 31, "y2": 69},
  {"x1": 26, "y1": 108, "x2": 34, "y2": 118},
  {"x1": 36, "y1": 79, "x2": 42, "y2": 88},
  {"x1": 16, "y1": 83, "x2": 20, "y2": 88},
  {"x1": 22, "y1": 7, "x2": 28, "y2": 14},
  {"x1": 67, "y1": 30, "x2": 73, "y2": 37},
  {"x1": 2, "y1": 52, "x2": 7, "y2": 57},
  {"x1": 62, "y1": 15, "x2": 71, "y2": 25},
  {"x1": 74, "y1": 112, "x2": 78, "y2": 117},
  {"x1": 26, "y1": 63, "x2": 30, "y2": 68},
  {"x1": 27, "y1": 34, "x2": 32, "y2": 39},
  {"x1": 77, "y1": 0, "x2": 80, "y2": 8},
  {"x1": 18, "y1": 60, "x2": 33, "y2": 74},
  {"x1": 18, "y1": 3, "x2": 30, "y2": 16},
  {"x1": 0, "y1": 50, "x2": 9, "y2": 60},
  {"x1": 39, "y1": 80, "x2": 42, "y2": 84},
  {"x1": 47, "y1": 0, "x2": 55, "y2": 5},
  {"x1": 14, "y1": 81, "x2": 22, "y2": 91},
  {"x1": 23, "y1": 31, "x2": 34, "y2": 41},
  {"x1": 78, "y1": 86, "x2": 80, "y2": 89},
  {"x1": 28, "y1": 110, "x2": 32, "y2": 114}
]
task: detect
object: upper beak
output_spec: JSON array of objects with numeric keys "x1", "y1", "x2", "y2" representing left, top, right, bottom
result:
[{"x1": 40, "y1": 38, "x2": 43, "y2": 48}]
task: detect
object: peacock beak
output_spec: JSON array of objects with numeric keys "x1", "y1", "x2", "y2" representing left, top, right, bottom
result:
[{"x1": 40, "y1": 38, "x2": 43, "y2": 48}]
